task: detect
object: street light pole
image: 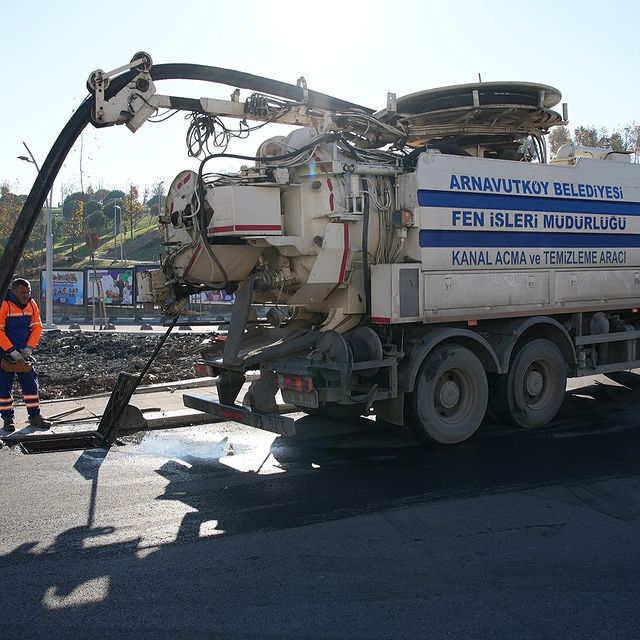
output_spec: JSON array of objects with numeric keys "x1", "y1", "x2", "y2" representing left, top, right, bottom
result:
[
  {"x1": 157, "y1": 181, "x2": 164, "y2": 217},
  {"x1": 18, "y1": 143, "x2": 56, "y2": 330}
]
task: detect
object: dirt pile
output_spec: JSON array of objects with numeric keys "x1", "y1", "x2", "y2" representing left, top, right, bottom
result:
[{"x1": 31, "y1": 330, "x2": 224, "y2": 400}]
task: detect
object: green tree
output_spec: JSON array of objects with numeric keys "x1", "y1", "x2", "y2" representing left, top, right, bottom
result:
[
  {"x1": 620, "y1": 123, "x2": 640, "y2": 161},
  {"x1": 549, "y1": 123, "x2": 639, "y2": 159},
  {"x1": 0, "y1": 183, "x2": 17, "y2": 250},
  {"x1": 87, "y1": 209, "x2": 106, "y2": 230},
  {"x1": 147, "y1": 194, "x2": 161, "y2": 208},
  {"x1": 573, "y1": 125, "x2": 609, "y2": 147},
  {"x1": 102, "y1": 199, "x2": 123, "y2": 230},
  {"x1": 548, "y1": 125, "x2": 572, "y2": 154},
  {"x1": 94, "y1": 188, "x2": 110, "y2": 203},
  {"x1": 51, "y1": 208, "x2": 65, "y2": 237},
  {"x1": 0, "y1": 184, "x2": 43, "y2": 276},
  {"x1": 123, "y1": 186, "x2": 144, "y2": 239},
  {"x1": 104, "y1": 189, "x2": 125, "y2": 204},
  {"x1": 608, "y1": 131, "x2": 624, "y2": 151},
  {"x1": 64, "y1": 200, "x2": 85, "y2": 258},
  {"x1": 85, "y1": 200, "x2": 102, "y2": 216},
  {"x1": 63, "y1": 192, "x2": 87, "y2": 219}
]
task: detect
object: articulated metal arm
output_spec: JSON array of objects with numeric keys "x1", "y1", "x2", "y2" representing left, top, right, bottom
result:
[
  {"x1": 90, "y1": 74, "x2": 325, "y2": 132},
  {"x1": 88, "y1": 53, "x2": 374, "y2": 133},
  {"x1": 0, "y1": 53, "x2": 373, "y2": 306}
]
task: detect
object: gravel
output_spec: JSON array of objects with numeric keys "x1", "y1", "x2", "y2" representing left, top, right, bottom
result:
[{"x1": 24, "y1": 330, "x2": 225, "y2": 400}]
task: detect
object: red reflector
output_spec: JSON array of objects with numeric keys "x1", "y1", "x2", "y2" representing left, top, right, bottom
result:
[{"x1": 220, "y1": 408, "x2": 246, "y2": 422}]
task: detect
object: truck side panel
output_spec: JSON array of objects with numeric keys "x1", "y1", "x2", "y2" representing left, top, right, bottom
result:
[{"x1": 384, "y1": 152, "x2": 640, "y2": 322}]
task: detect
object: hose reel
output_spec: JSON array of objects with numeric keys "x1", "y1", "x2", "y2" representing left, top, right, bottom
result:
[{"x1": 316, "y1": 327, "x2": 383, "y2": 380}]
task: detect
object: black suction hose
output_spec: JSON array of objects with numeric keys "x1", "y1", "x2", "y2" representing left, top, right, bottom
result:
[
  {"x1": 0, "y1": 61, "x2": 374, "y2": 304},
  {"x1": 149, "y1": 64, "x2": 373, "y2": 113}
]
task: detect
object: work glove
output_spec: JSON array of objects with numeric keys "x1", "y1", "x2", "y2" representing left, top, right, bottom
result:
[
  {"x1": 8, "y1": 350, "x2": 26, "y2": 363},
  {"x1": 20, "y1": 347, "x2": 33, "y2": 359}
]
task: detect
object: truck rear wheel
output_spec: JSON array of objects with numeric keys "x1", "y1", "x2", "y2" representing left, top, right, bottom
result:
[
  {"x1": 489, "y1": 339, "x2": 567, "y2": 429},
  {"x1": 407, "y1": 344, "x2": 488, "y2": 444}
]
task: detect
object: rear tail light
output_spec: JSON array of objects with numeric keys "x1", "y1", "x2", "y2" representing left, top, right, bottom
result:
[
  {"x1": 277, "y1": 374, "x2": 314, "y2": 392},
  {"x1": 194, "y1": 361, "x2": 218, "y2": 378}
]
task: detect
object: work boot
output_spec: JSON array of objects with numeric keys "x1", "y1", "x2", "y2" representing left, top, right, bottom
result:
[
  {"x1": 28, "y1": 414, "x2": 52, "y2": 430},
  {"x1": 2, "y1": 417, "x2": 15, "y2": 433}
]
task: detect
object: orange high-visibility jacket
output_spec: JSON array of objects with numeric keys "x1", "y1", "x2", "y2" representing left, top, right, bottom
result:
[{"x1": 0, "y1": 291, "x2": 43, "y2": 354}]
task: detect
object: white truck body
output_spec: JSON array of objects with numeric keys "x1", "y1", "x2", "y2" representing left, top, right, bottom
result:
[{"x1": 83, "y1": 55, "x2": 640, "y2": 444}]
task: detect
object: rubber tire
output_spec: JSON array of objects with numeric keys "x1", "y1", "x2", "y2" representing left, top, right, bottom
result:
[
  {"x1": 407, "y1": 344, "x2": 488, "y2": 444},
  {"x1": 491, "y1": 339, "x2": 567, "y2": 429}
]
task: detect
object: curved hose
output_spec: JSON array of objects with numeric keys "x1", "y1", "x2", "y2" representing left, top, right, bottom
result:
[{"x1": 0, "y1": 61, "x2": 373, "y2": 303}]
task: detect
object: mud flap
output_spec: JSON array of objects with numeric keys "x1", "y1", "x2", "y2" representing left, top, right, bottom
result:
[{"x1": 223, "y1": 274, "x2": 256, "y2": 367}]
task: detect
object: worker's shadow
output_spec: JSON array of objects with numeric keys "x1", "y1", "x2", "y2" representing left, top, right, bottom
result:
[{"x1": 0, "y1": 448, "x2": 142, "y2": 637}]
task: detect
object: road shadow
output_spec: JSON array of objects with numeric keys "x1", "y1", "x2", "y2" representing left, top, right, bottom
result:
[{"x1": 0, "y1": 377, "x2": 639, "y2": 638}]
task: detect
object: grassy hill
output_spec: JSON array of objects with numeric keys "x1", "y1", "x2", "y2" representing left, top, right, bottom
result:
[{"x1": 53, "y1": 214, "x2": 164, "y2": 269}]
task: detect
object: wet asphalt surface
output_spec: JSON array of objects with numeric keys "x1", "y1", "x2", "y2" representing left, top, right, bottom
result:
[{"x1": 0, "y1": 374, "x2": 639, "y2": 639}]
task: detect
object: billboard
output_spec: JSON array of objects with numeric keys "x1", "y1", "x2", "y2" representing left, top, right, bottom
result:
[
  {"x1": 41, "y1": 270, "x2": 84, "y2": 306},
  {"x1": 87, "y1": 268, "x2": 134, "y2": 305},
  {"x1": 191, "y1": 290, "x2": 236, "y2": 305},
  {"x1": 134, "y1": 265, "x2": 160, "y2": 304}
]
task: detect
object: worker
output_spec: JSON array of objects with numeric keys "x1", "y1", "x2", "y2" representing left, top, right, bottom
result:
[{"x1": 0, "y1": 278, "x2": 52, "y2": 433}]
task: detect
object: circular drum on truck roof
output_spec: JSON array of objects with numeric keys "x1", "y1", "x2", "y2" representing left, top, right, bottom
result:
[{"x1": 394, "y1": 81, "x2": 562, "y2": 114}]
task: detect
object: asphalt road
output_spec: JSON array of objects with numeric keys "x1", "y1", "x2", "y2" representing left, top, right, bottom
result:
[{"x1": 1, "y1": 373, "x2": 639, "y2": 639}]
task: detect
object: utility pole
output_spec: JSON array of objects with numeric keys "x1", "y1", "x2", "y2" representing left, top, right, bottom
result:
[{"x1": 18, "y1": 143, "x2": 57, "y2": 330}]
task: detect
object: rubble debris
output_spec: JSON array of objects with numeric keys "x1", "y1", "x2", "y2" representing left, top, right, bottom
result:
[{"x1": 24, "y1": 331, "x2": 224, "y2": 400}]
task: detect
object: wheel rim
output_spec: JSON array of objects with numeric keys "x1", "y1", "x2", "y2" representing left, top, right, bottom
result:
[
  {"x1": 434, "y1": 368, "x2": 472, "y2": 421},
  {"x1": 411, "y1": 345, "x2": 488, "y2": 444},
  {"x1": 522, "y1": 360, "x2": 554, "y2": 409}
]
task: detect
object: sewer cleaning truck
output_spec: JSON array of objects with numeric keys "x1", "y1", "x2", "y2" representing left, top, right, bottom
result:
[{"x1": 10, "y1": 52, "x2": 640, "y2": 445}]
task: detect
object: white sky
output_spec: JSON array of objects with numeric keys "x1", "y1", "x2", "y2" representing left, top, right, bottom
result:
[{"x1": 1, "y1": 0, "x2": 638, "y2": 203}]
